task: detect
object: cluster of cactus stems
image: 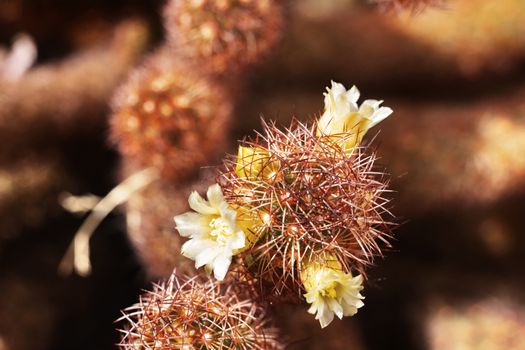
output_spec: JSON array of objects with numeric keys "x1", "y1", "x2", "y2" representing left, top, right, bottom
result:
[
  {"x1": 119, "y1": 80, "x2": 395, "y2": 344},
  {"x1": 112, "y1": 0, "x2": 290, "y2": 347},
  {"x1": 126, "y1": 80, "x2": 392, "y2": 337},
  {"x1": 115, "y1": 0, "x2": 395, "y2": 347}
]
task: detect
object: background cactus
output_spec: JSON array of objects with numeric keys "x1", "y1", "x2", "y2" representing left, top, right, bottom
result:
[
  {"x1": 119, "y1": 272, "x2": 282, "y2": 349},
  {"x1": 0, "y1": 19, "x2": 148, "y2": 163},
  {"x1": 163, "y1": 0, "x2": 286, "y2": 75},
  {"x1": 0, "y1": 159, "x2": 67, "y2": 241},
  {"x1": 111, "y1": 47, "x2": 234, "y2": 182},
  {"x1": 370, "y1": 0, "x2": 443, "y2": 12}
]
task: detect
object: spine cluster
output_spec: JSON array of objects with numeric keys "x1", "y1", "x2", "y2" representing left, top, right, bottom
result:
[{"x1": 119, "y1": 273, "x2": 282, "y2": 349}]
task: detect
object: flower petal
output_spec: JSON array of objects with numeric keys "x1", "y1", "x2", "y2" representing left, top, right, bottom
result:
[
  {"x1": 230, "y1": 230, "x2": 246, "y2": 250},
  {"x1": 346, "y1": 85, "x2": 360, "y2": 104},
  {"x1": 317, "y1": 302, "x2": 335, "y2": 328},
  {"x1": 330, "y1": 80, "x2": 347, "y2": 97},
  {"x1": 359, "y1": 99, "x2": 382, "y2": 111},
  {"x1": 206, "y1": 183, "x2": 224, "y2": 208},
  {"x1": 181, "y1": 238, "x2": 215, "y2": 259},
  {"x1": 317, "y1": 112, "x2": 334, "y2": 136},
  {"x1": 334, "y1": 95, "x2": 353, "y2": 120},
  {"x1": 327, "y1": 298, "x2": 344, "y2": 319},
  {"x1": 307, "y1": 298, "x2": 320, "y2": 314},
  {"x1": 314, "y1": 298, "x2": 326, "y2": 320},
  {"x1": 174, "y1": 212, "x2": 209, "y2": 238},
  {"x1": 193, "y1": 243, "x2": 221, "y2": 268},
  {"x1": 188, "y1": 190, "x2": 217, "y2": 215},
  {"x1": 219, "y1": 203, "x2": 237, "y2": 227},
  {"x1": 369, "y1": 106, "x2": 393, "y2": 127},
  {"x1": 212, "y1": 253, "x2": 232, "y2": 281},
  {"x1": 341, "y1": 298, "x2": 362, "y2": 316}
]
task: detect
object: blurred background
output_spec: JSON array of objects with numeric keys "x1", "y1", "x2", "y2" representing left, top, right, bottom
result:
[{"x1": 1, "y1": 0, "x2": 525, "y2": 349}]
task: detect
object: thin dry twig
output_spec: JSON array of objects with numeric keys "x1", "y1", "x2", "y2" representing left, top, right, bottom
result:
[{"x1": 58, "y1": 167, "x2": 159, "y2": 277}]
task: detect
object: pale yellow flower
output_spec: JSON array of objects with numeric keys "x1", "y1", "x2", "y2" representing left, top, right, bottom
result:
[
  {"x1": 235, "y1": 146, "x2": 280, "y2": 180},
  {"x1": 301, "y1": 256, "x2": 365, "y2": 328},
  {"x1": 317, "y1": 81, "x2": 393, "y2": 149},
  {"x1": 174, "y1": 184, "x2": 245, "y2": 280},
  {"x1": 235, "y1": 206, "x2": 271, "y2": 250}
]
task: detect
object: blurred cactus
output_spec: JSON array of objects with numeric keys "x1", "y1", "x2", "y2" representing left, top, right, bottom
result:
[
  {"x1": 0, "y1": 19, "x2": 149, "y2": 162},
  {"x1": 111, "y1": 48, "x2": 234, "y2": 182},
  {"x1": 260, "y1": 2, "x2": 458, "y2": 89},
  {"x1": 119, "y1": 272, "x2": 282, "y2": 349},
  {"x1": 163, "y1": 0, "x2": 286, "y2": 75},
  {"x1": 391, "y1": 0, "x2": 525, "y2": 75},
  {"x1": 261, "y1": 0, "x2": 525, "y2": 93},
  {"x1": 426, "y1": 298, "x2": 525, "y2": 350},
  {"x1": 110, "y1": 45, "x2": 235, "y2": 277},
  {"x1": 0, "y1": 159, "x2": 67, "y2": 241},
  {"x1": 371, "y1": 0, "x2": 443, "y2": 12},
  {"x1": 378, "y1": 95, "x2": 525, "y2": 213}
]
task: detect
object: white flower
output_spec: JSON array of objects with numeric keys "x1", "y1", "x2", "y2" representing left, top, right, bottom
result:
[
  {"x1": 317, "y1": 81, "x2": 393, "y2": 148},
  {"x1": 174, "y1": 184, "x2": 245, "y2": 280},
  {"x1": 301, "y1": 258, "x2": 365, "y2": 328}
]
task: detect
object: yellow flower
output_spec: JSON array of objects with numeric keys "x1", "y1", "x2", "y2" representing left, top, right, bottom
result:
[
  {"x1": 235, "y1": 146, "x2": 280, "y2": 180},
  {"x1": 235, "y1": 207, "x2": 271, "y2": 251},
  {"x1": 301, "y1": 256, "x2": 365, "y2": 328},
  {"x1": 174, "y1": 184, "x2": 245, "y2": 280},
  {"x1": 316, "y1": 81, "x2": 393, "y2": 149}
]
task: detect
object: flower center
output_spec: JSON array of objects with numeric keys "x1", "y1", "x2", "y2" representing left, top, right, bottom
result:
[
  {"x1": 319, "y1": 281, "x2": 338, "y2": 298},
  {"x1": 209, "y1": 217, "x2": 233, "y2": 245}
]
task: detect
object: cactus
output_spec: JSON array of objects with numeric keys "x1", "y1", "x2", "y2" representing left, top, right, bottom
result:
[
  {"x1": 219, "y1": 119, "x2": 391, "y2": 299},
  {"x1": 163, "y1": 0, "x2": 286, "y2": 75},
  {"x1": 0, "y1": 19, "x2": 149, "y2": 163},
  {"x1": 119, "y1": 272, "x2": 282, "y2": 349},
  {"x1": 111, "y1": 48, "x2": 234, "y2": 182}
]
